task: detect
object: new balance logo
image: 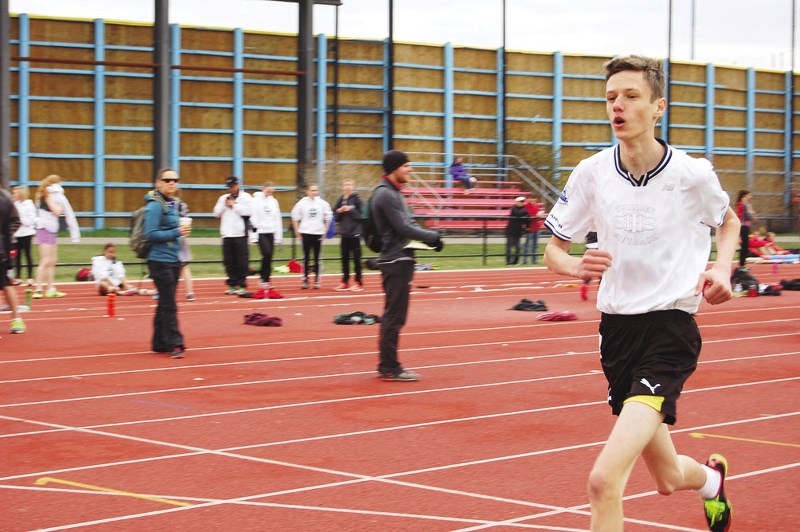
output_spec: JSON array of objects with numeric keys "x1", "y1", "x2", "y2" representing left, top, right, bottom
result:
[{"x1": 640, "y1": 378, "x2": 661, "y2": 394}]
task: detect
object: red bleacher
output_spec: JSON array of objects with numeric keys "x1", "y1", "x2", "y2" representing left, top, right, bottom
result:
[{"x1": 404, "y1": 180, "x2": 525, "y2": 232}]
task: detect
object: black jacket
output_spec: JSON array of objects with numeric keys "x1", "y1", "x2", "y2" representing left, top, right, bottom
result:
[
  {"x1": 333, "y1": 192, "x2": 364, "y2": 238},
  {"x1": 371, "y1": 179, "x2": 439, "y2": 262},
  {"x1": 505, "y1": 204, "x2": 530, "y2": 237}
]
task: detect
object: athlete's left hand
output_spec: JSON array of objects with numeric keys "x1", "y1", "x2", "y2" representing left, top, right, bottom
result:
[{"x1": 695, "y1": 265, "x2": 732, "y2": 305}]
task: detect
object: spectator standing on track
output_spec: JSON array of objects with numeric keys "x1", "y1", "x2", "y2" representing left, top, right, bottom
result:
[
  {"x1": 213, "y1": 176, "x2": 253, "y2": 295},
  {"x1": 448, "y1": 156, "x2": 474, "y2": 193},
  {"x1": 735, "y1": 189, "x2": 757, "y2": 267},
  {"x1": 32, "y1": 174, "x2": 80, "y2": 299},
  {"x1": 372, "y1": 150, "x2": 444, "y2": 381},
  {"x1": 333, "y1": 179, "x2": 364, "y2": 291},
  {"x1": 0, "y1": 189, "x2": 25, "y2": 334},
  {"x1": 522, "y1": 195, "x2": 546, "y2": 264},
  {"x1": 145, "y1": 168, "x2": 191, "y2": 359},
  {"x1": 250, "y1": 181, "x2": 283, "y2": 290},
  {"x1": 11, "y1": 186, "x2": 36, "y2": 286},
  {"x1": 177, "y1": 198, "x2": 195, "y2": 301},
  {"x1": 543, "y1": 55, "x2": 739, "y2": 532},
  {"x1": 290, "y1": 184, "x2": 332, "y2": 289},
  {"x1": 505, "y1": 196, "x2": 529, "y2": 265}
]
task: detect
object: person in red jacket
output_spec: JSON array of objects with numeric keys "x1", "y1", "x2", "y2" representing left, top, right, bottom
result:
[{"x1": 522, "y1": 195, "x2": 546, "y2": 264}]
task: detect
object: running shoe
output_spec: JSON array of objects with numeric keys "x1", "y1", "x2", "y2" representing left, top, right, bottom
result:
[
  {"x1": 379, "y1": 369, "x2": 420, "y2": 382},
  {"x1": 45, "y1": 290, "x2": 66, "y2": 298},
  {"x1": 703, "y1": 453, "x2": 732, "y2": 532},
  {"x1": 334, "y1": 282, "x2": 349, "y2": 291},
  {"x1": 350, "y1": 282, "x2": 364, "y2": 292},
  {"x1": 301, "y1": 279, "x2": 310, "y2": 289},
  {"x1": 10, "y1": 318, "x2": 25, "y2": 334},
  {"x1": 186, "y1": 292, "x2": 196, "y2": 301},
  {"x1": 169, "y1": 346, "x2": 185, "y2": 359},
  {"x1": 31, "y1": 291, "x2": 43, "y2": 299}
]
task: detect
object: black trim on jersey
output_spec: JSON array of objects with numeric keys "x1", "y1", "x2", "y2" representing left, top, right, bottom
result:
[
  {"x1": 613, "y1": 139, "x2": 672, "y2": 187},
  {"x1": 544, "y1": 219, "x2": 571, "y2": 241}
]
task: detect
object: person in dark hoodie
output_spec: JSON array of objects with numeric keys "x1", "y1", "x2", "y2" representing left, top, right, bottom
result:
[
  {"x1": 144, "y1": 168, "x2": 191, "y2": 359},
  {"x1": 371, "y1": 150, "x2": 444, "y2": 381},
  {"x1": 333, "y1": 179, "x2": 365, "y2": 291},
  {"x1": 505, "y1": 196, "x2": 530, "y2": 265}
]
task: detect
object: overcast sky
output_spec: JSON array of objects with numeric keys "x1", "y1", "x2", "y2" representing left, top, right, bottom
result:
[{"x1": 8, "y1": 0, "x2": 799, "y2": 71}]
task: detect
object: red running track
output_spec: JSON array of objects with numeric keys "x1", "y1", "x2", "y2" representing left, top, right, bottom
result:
[{"x1": 1, "y1": 263, "x2": 798, "y2": 531}]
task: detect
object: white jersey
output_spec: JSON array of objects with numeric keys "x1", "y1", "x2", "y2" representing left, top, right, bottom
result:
[
  {"x1": 250, "y1": 192, "x2": 283, "y2": 243},
  {"x1": 91, "y1": 255, "x2": 127, "y2": 287},
  {"x1": 545, "y1": 142, "x2": 730, "y2": 315},
  {"x1": 291, "y1": 196, "x2": 332, "y2": 235}
]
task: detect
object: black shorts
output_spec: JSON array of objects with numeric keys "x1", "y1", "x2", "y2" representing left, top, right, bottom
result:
[{"x1": 599, "y1": 309, "x2": 701, "y2": 425}]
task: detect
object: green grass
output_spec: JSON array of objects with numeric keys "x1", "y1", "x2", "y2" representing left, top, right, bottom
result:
[
  {"x1": 22, "y1": 226, "x2": 772, "y2": 283},
  {"x1": 27, "y1": 239, "x2": 539, "y2": 283}
]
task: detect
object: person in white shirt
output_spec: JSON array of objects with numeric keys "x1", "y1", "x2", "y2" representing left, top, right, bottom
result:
[
  {"x1": 91, "y1": 243, "x2": 140, "y2": 296},
  {"x1": 213, "y1": 176, "x2": 253, "y2": 294},
  {"x1": 543, "y1": 55, "x2": 739, "y2": 532},
  {"x1": 250, "y1": 181, "x2": 283, "y2": 290},
  {"x1": 290, "y1": 184, "x2": 332, "y2": 289},
  {"x1": 11, "y1": 186, "x2": 36, "y2": 286}
]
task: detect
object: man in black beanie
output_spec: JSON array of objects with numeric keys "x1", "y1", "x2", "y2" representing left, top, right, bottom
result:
[{"x1": 371, "y1": 150, "x2": 444, "y2": 381}]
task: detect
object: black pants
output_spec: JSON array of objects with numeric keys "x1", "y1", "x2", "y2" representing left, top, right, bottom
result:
[
  {"x1": 222, "y1": 236, "x2": 249, "y2": 287},
  {"x1": 506, "y1": 234, "x2": 521, "y2": 265},
  {"x1": 378, "y1": 260, "x2": 415, "y2": 374},
  {"x1": 340, "y1": 236, "x2": 362, "y2": 284},
  {"x1": 14, "y1": 235, "x2": 33, "y2": 279},
  {"x1": 257, "y1": 233, "x2": 275, "y2": 283},
  {"x1": 301, "y1": 233, "x2": 322, "y2": 281},
  {"x1": 739, "y1": 224, "x2": 751, "y2": 267},
  {"x1": 148, "y1": 260, "x2": 184, "y2": 352}
]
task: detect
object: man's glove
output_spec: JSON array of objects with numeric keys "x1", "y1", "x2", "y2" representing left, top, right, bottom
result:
[{"x1": 432, "y1": 237, "x2": 444, "y2": 252}]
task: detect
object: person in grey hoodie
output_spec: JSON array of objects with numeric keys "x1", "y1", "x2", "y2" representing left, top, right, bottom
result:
[{"x1": 371, "y1": 150, "x2": 444, "y2": 381}]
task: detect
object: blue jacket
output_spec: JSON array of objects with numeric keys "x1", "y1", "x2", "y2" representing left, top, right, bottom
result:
[{"x1": 143, "y1": 190, "x2": 181, "y2": 262}]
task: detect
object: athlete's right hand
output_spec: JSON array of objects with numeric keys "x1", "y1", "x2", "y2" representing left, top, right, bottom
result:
[{"x1": 575, "y1": 249, "x2": 611, "y2": 281}]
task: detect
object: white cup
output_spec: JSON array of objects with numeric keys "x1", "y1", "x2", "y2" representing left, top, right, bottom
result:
[{"x1": 179, "y1": 217, "x2": 192, "y2": 227}]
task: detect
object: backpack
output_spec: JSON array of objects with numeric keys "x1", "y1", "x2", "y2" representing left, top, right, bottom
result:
[
  {"x1": 362, "y1": 187, "x2": 382, "y2": 253},
  {"x1": 75, "y1": 267, "x2": 93, "y2": 282},
  {"x1": 130, "y1": 193, "x2": 168, "y2": 259},
  {"x1": 731, "y1": 266, "x2": 759, "y2": 292}
]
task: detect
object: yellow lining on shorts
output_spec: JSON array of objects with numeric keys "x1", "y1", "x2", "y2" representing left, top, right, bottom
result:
[{"x1": 624, "y1": 395, "x2": 665, "y2": 412}]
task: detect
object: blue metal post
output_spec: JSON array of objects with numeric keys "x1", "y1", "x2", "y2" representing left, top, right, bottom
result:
[
  {"x1": 233, "y1": 28, "x2": 244, "y2": 181},
  {"x1": 496, "y1": 47, "x2": 504, "y2": 176},
  {"x1": 704, "y1": 63, "x2": 715, "y2": 160},
  {"x1": 316, "y1": 34, "x2": 327, "y2": 192},
  {"x1": 93, "y1": 19, "x2": 106, "y2": 230},
  {"x1": 784, "y1": 71, "x2": 794, "y2": 216},
  {"x1": 745, "y1": 68, "x2": 755, "y2": 191},
  {"x1": 17, "y1": 14, "x2": 30, "y2": 186},
  {"x1": 444, "y1": 42, "x2": 454, "y2": 187},
  {"x1": 169, "y1": 24, "x2": 181, "y2": 169},
  {"x1": 552, "y1": 51, "x2": 563, "y2": 182}
]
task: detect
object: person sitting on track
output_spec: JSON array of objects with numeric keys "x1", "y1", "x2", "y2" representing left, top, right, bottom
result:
[{"x1": 91, "y1": 243, "x2": 145, "y2": 296}]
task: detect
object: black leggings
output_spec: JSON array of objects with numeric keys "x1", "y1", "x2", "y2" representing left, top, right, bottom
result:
[
  {"x1": 15, "y1": 235, "x2": 34, "y2": 280},
  {"x1": 739, "y1": 224, "x2": 751, "y2": 267},
  {"x1": 301, "y1": 233, "x2": 322, "y2": 280}
]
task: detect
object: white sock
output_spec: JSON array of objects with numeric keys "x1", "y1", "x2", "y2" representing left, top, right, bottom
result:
[{"x1": 697, "y1": 464, "x2": 722, "y2": 499}]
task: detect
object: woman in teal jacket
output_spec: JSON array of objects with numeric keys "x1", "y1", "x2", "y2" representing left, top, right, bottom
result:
[{"x1": 144, "y1": 168, "x2": 191, "y2": 358}]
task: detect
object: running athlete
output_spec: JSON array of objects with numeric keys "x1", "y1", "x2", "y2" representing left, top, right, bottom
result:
[{"x1": 544, "y1": 55, "x2": 739, "y2": 532}]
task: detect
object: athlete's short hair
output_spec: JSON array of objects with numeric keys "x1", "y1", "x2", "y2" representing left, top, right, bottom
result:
[{"x1": 604, "y1": 55, "x2": 665, "y2": 101}]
